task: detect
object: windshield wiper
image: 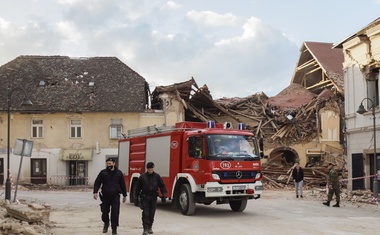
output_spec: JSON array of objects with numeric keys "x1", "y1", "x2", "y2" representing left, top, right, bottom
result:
[{"x1": 235, "y1": 152, "x2": 251, "y2": 157}]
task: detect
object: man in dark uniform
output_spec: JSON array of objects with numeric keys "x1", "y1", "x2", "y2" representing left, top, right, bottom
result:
[
  {"x1": 323, "y1": 163, "x2": 340, "y2": 207},
  {"x1": 135, "y1": 162, "x2": 167, "y2": 235},
  {"x1": 93, "y1": 158, "x2": 127, "y2": 235}
]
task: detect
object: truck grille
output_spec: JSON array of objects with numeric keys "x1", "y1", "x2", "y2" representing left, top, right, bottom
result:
[{"x1": 213, "y1": 171, "x2": 257, "y2": 180}]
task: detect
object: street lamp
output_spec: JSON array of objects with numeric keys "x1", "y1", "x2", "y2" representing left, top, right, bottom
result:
[
  {"x1": 357, "y1": 96, "x2": 378, "y2": 198},
  {"x1": 6, "y1": 86, "x2": 33, "y2": 200}
]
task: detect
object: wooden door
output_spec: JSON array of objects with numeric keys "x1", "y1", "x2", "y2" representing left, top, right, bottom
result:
[{"x1": 31, "y1": 159, "x2": 47, "y2": 184}]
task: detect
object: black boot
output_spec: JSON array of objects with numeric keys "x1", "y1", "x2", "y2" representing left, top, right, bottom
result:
[
  {"x1": 333, "y1": 202, "x2": 340, "y2": 207},
  {"x1": 148, "y1": 227, "x2": 154, "y2": 234},
  {"x1": 323, "y1": 201, "x2": 330, "y2": 207},
  {"x1": 143, "y1": 226, "x2": 149, "y2": 235},
  {"x1": 103, "y1": 223, "x2": 109, "y2": 233},
  {"x1": 112, "y1": 227, "x2": 118, "y2": 235}
]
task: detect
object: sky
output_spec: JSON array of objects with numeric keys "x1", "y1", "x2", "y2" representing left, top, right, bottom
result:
[{"x1": 0, "y1": 0, "x2": 379, "y2": 99}]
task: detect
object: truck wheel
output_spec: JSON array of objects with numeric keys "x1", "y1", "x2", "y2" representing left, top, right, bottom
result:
[
  {"x1": 229, "y1": 198, "x2": 247, "y2": 212},
  {"x1": 179, "y1": 184, "x2": 195, "y2": 215},
  {"x1": 130, "y1": 182, "x2": 139, "y2": 207}
]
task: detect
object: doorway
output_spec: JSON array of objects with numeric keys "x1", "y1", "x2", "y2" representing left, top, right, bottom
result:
[
  {"x1": 31, "y1": 159, "x2": 47, "y2": 184},
  {"x1": 369, "y1": 153, "x2": 380, "y2": 193},
  {"x1": 352, "y1": 153, "x2": 365, "y2": 190},
  {"x1": 68, "y1": 161, "x2": 87, "y2": 185},
  {"x1": 269, "y1": 147, "x2": 299, "y2": 166},
  {"x1": 0, "y1": 158, "x2": 3, "y2": 185}
]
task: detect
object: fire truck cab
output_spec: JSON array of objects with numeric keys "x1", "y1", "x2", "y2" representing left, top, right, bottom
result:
[{"x1": 118, "y1": 121, "x2": 263, "y2": 215}]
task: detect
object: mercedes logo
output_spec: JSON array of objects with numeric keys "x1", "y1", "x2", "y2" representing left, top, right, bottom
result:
[{"x1": 236, "y1": 171, "x2": 242, "y2": 179}]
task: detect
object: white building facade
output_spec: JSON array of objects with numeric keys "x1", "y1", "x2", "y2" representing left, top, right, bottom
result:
[{"x1": 335, "y1": 18, "x2": 380, "y2": 193}]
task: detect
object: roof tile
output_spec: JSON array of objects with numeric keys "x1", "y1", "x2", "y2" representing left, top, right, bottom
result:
[{"x1": 0, "y1": 56, "x2": 148, "y2": 112}]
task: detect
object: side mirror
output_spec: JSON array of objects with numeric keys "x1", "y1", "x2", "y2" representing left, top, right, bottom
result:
[
  {"x1": 260, "y1": 152, "x2": 264, "y2": 159},
  {"x1": 188, "y1": 136, "x2": 196, "y2": 145},
  {"x1": 259, "y1": 138, "x2": 264, "y2": 151}
]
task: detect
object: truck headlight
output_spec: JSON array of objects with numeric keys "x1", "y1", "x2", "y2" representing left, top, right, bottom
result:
[
  {"x1": 255, "y1": 173, "x2": 261, "y2": 179},
  {"x1": 212, "y1": 174, "x2": 220, "y2": 180}
]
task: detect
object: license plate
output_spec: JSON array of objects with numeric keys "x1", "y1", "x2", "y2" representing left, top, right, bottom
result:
[{"x1": 232, "y1": 186, "x2": 246, "y2": 190}]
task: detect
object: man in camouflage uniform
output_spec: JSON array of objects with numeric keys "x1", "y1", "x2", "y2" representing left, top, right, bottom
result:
[{"x1": 323, "y1": 163, "x2": 340, "y2": 207}]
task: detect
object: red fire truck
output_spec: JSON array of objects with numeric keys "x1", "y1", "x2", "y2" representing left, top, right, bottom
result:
[{"x1": 118, "y1": 121, "x2": 263, "y2": 215}]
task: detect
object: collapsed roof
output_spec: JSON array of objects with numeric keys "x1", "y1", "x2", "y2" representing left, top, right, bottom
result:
[
  {"x1": 152, "y1": 77, "x2": 343, "y2": 149},
  {"x1": 291, "y1": 42, "x2": 344, "y2": 96},
  {"x1": 151, "y1": 41, "x2": 345, "y2": 149}
]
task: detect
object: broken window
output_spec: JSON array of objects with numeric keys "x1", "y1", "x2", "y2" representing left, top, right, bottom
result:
[
  {"x1": 306, "y1": 156, "x2": 322, "y2": 167},
  {"x1": 366, "y1": 70, "x2": 379, "y2": 108}
]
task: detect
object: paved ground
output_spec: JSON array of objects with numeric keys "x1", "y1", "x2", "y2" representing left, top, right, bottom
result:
[{"x1": 13, "y1": 189, "x2": 380, "y2": 235}]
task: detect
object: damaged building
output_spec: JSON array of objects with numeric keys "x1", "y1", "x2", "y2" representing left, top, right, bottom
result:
[
  {"x1": 151, "y1": 42, "x2": 346, "y2": 187},
  {"x1": 334, "y1": 17, "x2": 380, "y2": 193}
]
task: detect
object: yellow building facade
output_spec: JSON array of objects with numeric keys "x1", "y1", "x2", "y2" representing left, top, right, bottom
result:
[{"x1": 0, "y1": 111, "x2": 166, "y2": 186}]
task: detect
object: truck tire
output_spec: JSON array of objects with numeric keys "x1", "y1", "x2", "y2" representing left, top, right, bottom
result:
[
  {"x1": 130, "y1": 181, "x2": 139, "y2": 207},
  {"x1": 179, "y1": 184, "x2": 195, "y2": 215},
  {"x1": 229, "y1": 198, "x2": 248, "y2": 212}
]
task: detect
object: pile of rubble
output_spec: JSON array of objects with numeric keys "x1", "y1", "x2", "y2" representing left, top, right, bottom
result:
[
  {"x1": 263, "y1": 162, "x2": 379, "y2": 207},
  {"x1": 342, "y1": 190, "x2": 380, "y2": 205},
  {"x1": 311, "y1": 188, "x2": 380, "y2": 206},
  {"x1": 262, "y1": 165, "x2": 329, "y2": 190},
  {"x1": 261, "y1": 152, "x2": 333, "y2": 189},
  {"x1": 0, "y1": 201, "x2": 50, "y2": 235},
  {"x1": 153, "y1": 79, "x2": 343, "y2": 149}
]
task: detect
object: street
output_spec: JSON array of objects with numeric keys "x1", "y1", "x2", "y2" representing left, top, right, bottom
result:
[{"x1": 15, "y1": 189, "x2": 380, "y2": 235}]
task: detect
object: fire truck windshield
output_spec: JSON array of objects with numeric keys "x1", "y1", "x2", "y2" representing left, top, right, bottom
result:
[{"x1": 206, "y1": 134, "x2": 259, "y2": 161}]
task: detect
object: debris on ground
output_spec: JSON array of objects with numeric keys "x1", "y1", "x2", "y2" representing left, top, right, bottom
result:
[
  {"x1": 308, "y1": 188, "x2": 379, "y2": 206},
  {"x1": 0, "y1": 184, "x2": 93, "y2": 235},
  {"x1": 0, "y1": 200, "x2": 50, "y2": 235},
  {"x1": 262, "y1": 160, "x2": 332, "y2": 188}
]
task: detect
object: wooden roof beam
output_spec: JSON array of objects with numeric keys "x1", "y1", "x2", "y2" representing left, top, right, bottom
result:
[
  {"x1": 295, "y1": 58, "x2": 317, "y2": 71},
  {"x1": 306, "y1": 80, "x2": 333, "y2": 91},
  {"x1": 305, "y1": 67, "x2": 321, "y2": 75}
]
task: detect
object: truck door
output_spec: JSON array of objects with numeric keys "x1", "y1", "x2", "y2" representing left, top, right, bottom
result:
[{"x1": 186, "y1": 136, "x2": 206, "y2": 182}]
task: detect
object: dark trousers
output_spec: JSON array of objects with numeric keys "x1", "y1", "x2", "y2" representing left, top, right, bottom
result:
[
  {"x1": 100, "y1": 194, "x2": 121, "y2": 228},
  {"x1": 141, "y1": 196, "x2": 157, "y2": 229}
]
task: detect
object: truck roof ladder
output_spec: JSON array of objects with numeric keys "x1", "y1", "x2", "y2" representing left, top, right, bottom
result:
[{"x1": 126, "y1": 125, "x2": 177, "y2": 138}]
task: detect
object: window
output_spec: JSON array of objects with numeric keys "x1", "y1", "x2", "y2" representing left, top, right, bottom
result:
[
  {"x1": 320, "y1": 110, "x2": 339, "y2": 141},
  {"x1": 306, "y1": 156, "x2": 322, "y2": 167},
  {"x1": 110, "y1": 119, "x2": 123, "y2": 139},
  {"x1": 70, "y1": 119, "x2": 82, "y2": 138},
  {"x1": 32, "y1": 120, "x2": 43, "y2": 138},
  {"x1": 366, "y1": 71, "x2": 379, "y2": 108}
]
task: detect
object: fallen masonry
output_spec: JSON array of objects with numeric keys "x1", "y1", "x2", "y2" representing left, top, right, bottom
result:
[
  {"x1": 311, "y1": 188, "x2": 380, "y2": 206},
  {"x1": 0, "y1": 201, "x2": 50, "y2": 235}
]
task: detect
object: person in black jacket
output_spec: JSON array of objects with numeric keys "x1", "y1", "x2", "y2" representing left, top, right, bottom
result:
[
  {"x1": 292, "y1": 162, "x2": 304, "y2": 198},
  {"x1": 93, "y1": 158, "x2": 127, "y2": 235},
  {"x1": 135, "y1": 162, "x2": 167, "y2": 235}
]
